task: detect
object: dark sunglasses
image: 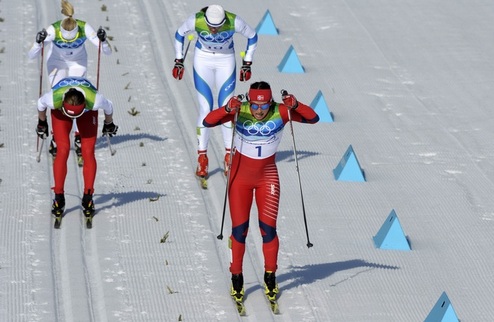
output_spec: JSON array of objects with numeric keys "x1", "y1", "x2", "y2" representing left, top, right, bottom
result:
[{"x1": 250, "y1": 102, "x2": 271, "y2": 110}]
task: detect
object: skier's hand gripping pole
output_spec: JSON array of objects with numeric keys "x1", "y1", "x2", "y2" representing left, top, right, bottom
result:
[
  {"x1": 172, "y1": 34, "x2": 194, "y2": 81},
  {"x1": 102, "y1": 121, "x2": 118, "y2": 156}
]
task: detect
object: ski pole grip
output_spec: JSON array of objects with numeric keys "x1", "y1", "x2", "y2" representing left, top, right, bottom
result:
[
  {"x1": 281, "y1": 89, "x2": 288, "y2": 98},
  {"x1": 237, "y1": 94, "x2": 245, "y2": 101}
]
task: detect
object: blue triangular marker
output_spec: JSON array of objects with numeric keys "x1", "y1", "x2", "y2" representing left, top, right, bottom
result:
[
  {"x1": 278, "y1": 45, "x2": 304, "y2": 73},
  {"x1": 424, "y1": 292, "x2": 459, "y2": 322},
  {"x1": 373, "y1": 210, "x2": 411, "y2": 250},
  {"x1": 310, "y1": 90, "x2": 333, "y2": 122},
  {"x1": 333, "y1": 145, "x2": 365, "y2": 182},
  {"x1": 256, "y1": 10, "x2": 278, "y2": 35}
]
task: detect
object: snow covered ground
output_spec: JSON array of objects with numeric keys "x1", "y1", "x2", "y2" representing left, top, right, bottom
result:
[{"x1": 1, "y1": 0, "x2": 494, "y2": 321}]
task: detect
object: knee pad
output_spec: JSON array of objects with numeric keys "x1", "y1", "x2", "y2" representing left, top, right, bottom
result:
[
  {"x1": 231, "y1": 221, "x2": 249, "y2": 243},
  {"x1": 259, "y1": 221, "x2": 277, "y2": 243}
]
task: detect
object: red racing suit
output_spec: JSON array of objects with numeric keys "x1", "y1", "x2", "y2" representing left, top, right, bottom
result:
[
  {"x1": 203, "y1": 100, "x2": 319, "y2": 274},
  {"x1": 37, "y1": 77, "x2": 114, "y2": 196}
]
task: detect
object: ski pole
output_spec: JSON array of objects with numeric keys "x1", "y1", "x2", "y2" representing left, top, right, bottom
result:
[
  {"x1": 217, "y1": 94, "x2": 244, "y2": 240},
  {"x1": 281, "y1": 89, "x2": 313, "y2": 248},
  {"x1": 39, "y1": 40, "x2": 44, "y2": 97},
  {"x1": 37, "y1": 41, "x2": 45, "y2": 153},
  {"x1": 183, "y1": 34, "x2": 195, "y2": 61},
  {"x1": 95, "y1": 33, "x2": 116, "y2": 157},
  {"x1": 105, "y1": 135, "x2": 116, "y2": 156},
  {"x1": 96, "y1": 35, "x2": 102, "y2": 90},
  {"x1": 36, "y1": 138, "x2": 45, "y2": 163}
]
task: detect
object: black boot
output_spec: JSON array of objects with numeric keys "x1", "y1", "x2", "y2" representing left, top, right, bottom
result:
[
  {"x1": 81, "y1": 193, "x2": 95, "y2": 217},
  {"x1": 52, "y1": 194, "x2": 65, "y2": 216},
  {"x1": 264, "y1": 271, "x2": 279, "y2": 300},
  {"x1": 230, "y1": 273, "x2": 244, "y2": 302},
  {"x1": 74, "y1": 133, "x2": 82, "y2": 157}
]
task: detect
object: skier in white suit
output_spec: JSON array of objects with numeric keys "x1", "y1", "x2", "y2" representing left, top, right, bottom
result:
[
  {"x1": 28, "y1": 0, "x2": 112, "y2": 163},
  {"x1": 172, "y1": 4, "x2": 258, "y2": 179}
]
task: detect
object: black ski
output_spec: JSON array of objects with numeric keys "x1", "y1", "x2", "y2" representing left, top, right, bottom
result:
[
  {"x1": 83, "y1": 208, "x2": 94, "y2": 229},
  {"x1": 53, "y1": 211, "x2": 63, "y2": 229},
  {"x1": 267, "y1": 297, "x2": 280, "y2": 314},
  {"x1": 231, "y1": 296, "x2": 246, "y2": 316},
  {"x1": 85, "y1": 214, "x2": 93, "y2": 229},
  {"x1": 197, "y1": 176, "x2": 208, "y2": 189},
  {"x1": 265, "y1": 289, "x2": 280, "y2": 314},
  {"x1": 76, "y1": 154, "x2": 83, "y2": 167}
]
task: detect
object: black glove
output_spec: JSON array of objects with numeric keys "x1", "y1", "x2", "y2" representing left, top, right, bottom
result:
[
  {"x1": 239, "y1": 60, "x2": 252, "y2": 82},
  {"x1": 172, "y1": 59, "x2": 185, "y2": 80},
  {"x1": 36, "y1": 119, "x2": 49, "y2": 139},
  {"x1": 102, "y1": 121, "x2": 118, "y2": 137},
  {"x1": 36, "y1": 29, "x2": 47, "y2": 44},
  {"x1": 281, "y1": 90, "x2": 298, "y2": 109},
  {"x1": 97, "y1": 27, "x2": 107, "y2": 42}
]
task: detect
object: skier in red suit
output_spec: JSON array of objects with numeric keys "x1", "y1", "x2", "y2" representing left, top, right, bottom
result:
[{"x1": 203, "y1": 81, "x2": 319, "y2": 304}]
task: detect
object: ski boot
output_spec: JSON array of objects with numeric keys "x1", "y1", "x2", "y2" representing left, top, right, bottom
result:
[
  {"x1": 195, "y1": 152, "x2": 209, "y2": 178},
  {"x1": 195, "y1": 152, "x2": 209, "y2": 189},
  {"x1": 231, "y1": 273, "x2": 246, "y2": 315},
  {"x1": 231, "y1": 273, "x2": 244, "y2": 301},
  {"x1": 82, "y1": 193, "x2": 95, "y2": 228},
  {"x1": 52, "y1": 194, "x2": 65, "y2": 216},
  {"x1": 52, "y1": 193, "x2": 65, "y2": 229},
  {"x1": 74, "y1": 133, "x2": 83, "y2": 166},
  {"x1": 264, "y1": 271, "x2": 279, "y2": 301}
]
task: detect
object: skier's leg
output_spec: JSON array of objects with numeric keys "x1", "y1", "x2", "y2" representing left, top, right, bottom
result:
[
  {"x1": 215, "y1": 54, "x2": 236, "y2": 150},
  {"x1": 215, "y1": 54, "x2": 236, "y2": 175},
  {"x1": 76, "y1": 111, "x2": 98, "y2": 195},
  {"x1": 228, "y1": 160, "x2": 254, "y2": 274},
  {"x1": 193, "y1": 51, "x2": 215, "y2": 176},
  {"x1": 51, "y1": 110, "x2": 73, "y2": 194},
  {"x1": 256, "y1": 163, "x2": 280, "y2": 273}
]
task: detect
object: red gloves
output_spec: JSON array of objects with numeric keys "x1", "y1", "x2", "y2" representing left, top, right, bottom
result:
[
  {"x1": 172, "y1": 59, "x2": 184, "y2": 80},
  {"x1": 225, "y1": 96, "x2": 242, "y2": 114},
  {"x1": 282, "y1": 93, "x2": 298, "y2": 109},
  {"x1": 239, "y1": 61, "x2": 252, "y2": 82}
]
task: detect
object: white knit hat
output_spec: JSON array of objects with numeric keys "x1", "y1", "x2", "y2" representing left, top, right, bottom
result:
[{"x1": 205, "y1": 5, "x2": 226, "y2": 27}]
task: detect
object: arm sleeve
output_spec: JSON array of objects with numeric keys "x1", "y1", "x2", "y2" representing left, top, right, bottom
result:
[
  {"x1": 93, "y1": 93, "x2": 114, "y2": 116},
  {"x1": 280, "y1": 102, "x2": 320, "y2": 124},
  {"x1": 85, "y1": 23, "x2": 112, "y2": 55},
  {"x1": 37, "y1": 91, "x2": 54, "y2": 112},
  {"x1": 235, "y1": 16, "x2": 258, "y2": 62},
  {"x1": 174, "y1": 15, "x2": 196, "y2": 60},
  {"x1": 27, "y1": 25, "x2": 56, "y2": 59},
  {"x1": 203, "y1": 107, "x2": 234, "y2": 127}
]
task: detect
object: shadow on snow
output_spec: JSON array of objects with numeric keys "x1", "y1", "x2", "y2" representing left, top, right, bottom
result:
[
  {"x1": 95, "y1": 132, "x2": 167, "y2": 149},
  {"x1": 276, "y1": 149, "x2": 319, "y2": 163},
  {"x1": 245, "y1": 259, "x2": 399, "y2": 297},
  {"x1": 58, "y1": 190, "x2": 166, "y2": 218}
]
